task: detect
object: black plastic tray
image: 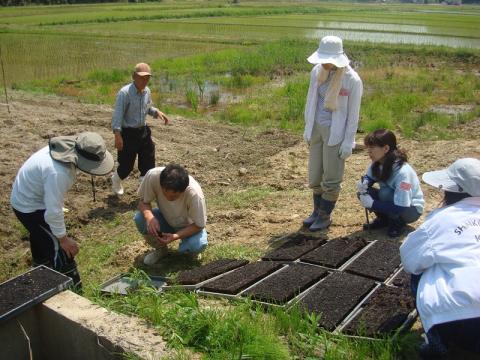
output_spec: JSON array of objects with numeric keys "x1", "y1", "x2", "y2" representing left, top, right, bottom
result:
[
  {"x1": 100, "y1": 274, "x2": 167, "y2": 295},
  {"x1": 0, "y1": 265, "x2": 72, "y2": 323}
]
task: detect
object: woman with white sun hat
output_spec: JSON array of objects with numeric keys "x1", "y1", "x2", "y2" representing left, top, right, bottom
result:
[
  {"x1": 303, "y1": 35, "x2": 363, "y2": 231},
  {"x1": 400, "y1": 158, "x2": 480, "y2": 358}
]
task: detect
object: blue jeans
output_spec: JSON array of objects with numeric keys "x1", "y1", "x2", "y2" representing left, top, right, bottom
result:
[
  {"x1": 368, "y1": 186, "x2": 421, "y2": 224},
  {"x1": 134, "y1": 209, "x2": 208, "y2": 254}
]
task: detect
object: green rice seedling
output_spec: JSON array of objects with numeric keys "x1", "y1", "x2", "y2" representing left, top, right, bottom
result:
[
  {"x1": 185, "y1": 88, "x2": 199, "y2": 112},
  {"x1": 209, "y1": 90, "x2": 220, "y2": 106}
]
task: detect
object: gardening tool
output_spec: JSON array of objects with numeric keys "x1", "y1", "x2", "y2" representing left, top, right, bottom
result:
[{"x1": 357, "y1": 177, "x2": 370, "y2": 232}]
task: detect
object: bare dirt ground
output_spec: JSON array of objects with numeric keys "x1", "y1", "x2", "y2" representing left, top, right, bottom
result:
[{"x1": 1, "y1": 91, "x2": 480, "y2": 283}]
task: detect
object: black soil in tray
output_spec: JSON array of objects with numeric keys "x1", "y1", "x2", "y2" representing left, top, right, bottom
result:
[
  {"x1": 345, "y1": 240, "x2": 401, "y2": 281},
  {"x1": 300, "y1": 236, "x2": 368, "y2": 268},
  {"x1": 390, "y1": 270, "x2": 411, "y2": 290},
  {"x1": 343, "y1": 285, "x2": 415, "y2": 336},
  {"x1": 242, "y1": 263, "x2": 328, "y2": 304},
  {"x1": 299, "y1": 272, "x2": 376, "y2": 331},
  {"x1": 200, "y1": 262, "x2": 283, "y2": 295},
  {"x1": 0, "y1": 267, "x2": 70, "y2": 320},
  {"x1": 262, "y1": 233, "x2": 327, "y2": 261},
  {"x1": 175, "y1": 259, "x2": 249, "y2": 285}
]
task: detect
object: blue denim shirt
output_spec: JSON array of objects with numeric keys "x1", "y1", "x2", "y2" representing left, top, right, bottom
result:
[{"x1": 111, "y1": 82, "x2": 159, "y2": 132}]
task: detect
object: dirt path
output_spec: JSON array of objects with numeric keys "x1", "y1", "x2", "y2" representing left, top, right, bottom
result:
[{"x1": 1, "y1": 92, "x2": 479, "y2": 281}]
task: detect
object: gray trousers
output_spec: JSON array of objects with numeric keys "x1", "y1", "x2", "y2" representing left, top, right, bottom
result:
[{"x1": 308, "y1": 122, "x2": 345, "y2": 202}]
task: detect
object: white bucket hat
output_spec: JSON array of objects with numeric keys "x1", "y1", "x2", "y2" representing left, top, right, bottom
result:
[
  {"x1": 307, "y1": 35, "x2": 350, "y2": 67},
  {"x1": 49, "y1": 132, "x2": 114, "y2": 176},
  {"x1": 422, "y1": 158, "x2": 480, "y2": 197}
]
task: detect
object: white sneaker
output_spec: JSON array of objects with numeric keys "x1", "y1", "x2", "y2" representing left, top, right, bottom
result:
[
  {"x1": 143, "y1": 248, "x2": 168, "y2": 265},
  {"x1": 111, "y1": 172, "x2": 124, "y2": 195}
]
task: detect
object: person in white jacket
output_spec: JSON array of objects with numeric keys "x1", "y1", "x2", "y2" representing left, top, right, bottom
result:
[
  {"x1": 400, "y1": 158, "x2": 480, "y2": 358},
  {"x1": 11, "y1": 132, "x2": 114, "y2": 289},
  {"x1": 303, "y1": 35, "x2": 363, "y2": 231}
]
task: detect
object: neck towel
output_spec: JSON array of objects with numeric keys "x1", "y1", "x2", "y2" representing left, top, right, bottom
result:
[{"x1": 317, "y1": 67, "x2": 345, "y2": 111}]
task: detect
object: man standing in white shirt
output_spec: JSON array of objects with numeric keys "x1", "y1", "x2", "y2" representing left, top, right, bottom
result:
[
  {"x1": 134, "y1": 164, "x2": 208, "y2": 265},
  {"x1": 11, "y1": 132, "x2": 114, "y2": 289}
]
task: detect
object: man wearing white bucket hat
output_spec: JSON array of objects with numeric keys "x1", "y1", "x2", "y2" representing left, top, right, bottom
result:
[
  {"x1": 11, "y1": 132, "x2": 114, "y2": 289},
  {"x1": 303, "y1": 36, "x2": 363, "y2": 231},
  {"x1": 400, "y1": 158, "x2": 480, "y2": 358}
]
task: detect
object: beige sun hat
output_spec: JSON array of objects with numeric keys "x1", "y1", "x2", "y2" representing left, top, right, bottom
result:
[
  {"x1": 49, "y1": 132, "x2": 114, "y2": 176},
  {"x1": 307, "y1": 35, "x2": 350, "y2": 67},
  {"x1": 422, "y1": 158, "x2": 480, "y2": 197},
  {"x1": 134, "y1": 62, "x2": 152, "y2": 76}
]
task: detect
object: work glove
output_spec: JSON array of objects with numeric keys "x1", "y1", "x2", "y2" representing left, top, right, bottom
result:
[
  {"x1": 339, "y1": 142, "x2": 353, "y2": 160},
  {"x1": 356, "y1": 178, "x2": 369, "y2": 194},
  {"x1": 359, "y1": 194, "x2": 374, "y2": 209}
]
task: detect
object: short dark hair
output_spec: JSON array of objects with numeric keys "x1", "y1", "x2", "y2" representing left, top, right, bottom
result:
[{"x1": 160, "y1": 164, "x2": 189, "y2": 192}]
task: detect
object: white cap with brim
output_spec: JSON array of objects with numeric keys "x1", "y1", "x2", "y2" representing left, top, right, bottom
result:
[
  {"x1": 422, "y1": 158, "x2": 480, "y2": 197},
  {"x1": 49, "y1": 132, "x2": 114, "y2": 176},
  {"x1": 307, "y1": 35, "x2": 350, "y2": 67}
]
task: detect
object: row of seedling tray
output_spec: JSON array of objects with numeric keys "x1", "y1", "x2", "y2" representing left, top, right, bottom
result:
[{"x1": 101, "y1": 234, "x2": 417, "y2": 338}]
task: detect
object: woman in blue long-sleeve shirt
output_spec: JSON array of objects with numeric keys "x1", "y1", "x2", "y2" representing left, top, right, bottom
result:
[{"x1": 356, "y1": 129, "x2": 424, "y2": 237}]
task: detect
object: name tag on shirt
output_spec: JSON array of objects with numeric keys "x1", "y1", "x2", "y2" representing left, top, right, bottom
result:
[{"x1": 339, "y1": 88, "x2": 350, "y2": 96}]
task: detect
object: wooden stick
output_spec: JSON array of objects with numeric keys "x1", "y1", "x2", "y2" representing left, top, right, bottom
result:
[
  {"x1": 91, "y1": 176, "x2": 96, "y2": 202},
  {"x1": 0, "y1": 46, "x2": 10, "y2": 114}
]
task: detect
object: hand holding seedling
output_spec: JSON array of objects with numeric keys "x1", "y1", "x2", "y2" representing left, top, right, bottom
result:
[
  {"x1": 146, "y1": 216, "x2": 162, "y2": 238},
  {"x1": 157, "y1": 233, "x2": 179, "y2": 246},
  {"x1": 58, "y1": 235, "x2": 79, "y2": 258}
]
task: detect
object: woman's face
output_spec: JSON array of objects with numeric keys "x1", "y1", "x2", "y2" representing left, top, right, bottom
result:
[{"x1": 367, "y1": 145, "x2": 390, "y2": 163}]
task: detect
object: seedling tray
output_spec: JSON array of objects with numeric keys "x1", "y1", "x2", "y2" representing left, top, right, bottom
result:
[
  {"x1": 338, "y1": 285, "x2": 417, "y2": 337},
  {"x1": 101, "y1": 274, "x2": 167, "y2": 295},
  {"x1": 0, "y1": 265, "x2": 72, "y2": 323}
]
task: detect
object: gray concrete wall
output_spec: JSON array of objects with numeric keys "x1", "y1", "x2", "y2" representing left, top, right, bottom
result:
[{"x1": 1, "y1": 290, "x2": 167, "y2": 360}]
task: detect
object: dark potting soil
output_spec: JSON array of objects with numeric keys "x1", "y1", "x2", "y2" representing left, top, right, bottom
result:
[
  {"x1": 175, "y1": 259, "x2": 249, "y2": 285},
  {"x1": 390, "y1": 270, "x2": 411, "y2": 290},
  {"x1": 200, "y1": 262, "x2": 283, "y2": 295},
  {"x1": 262, "y1": 233, "x2": 327, "y2": 261},
  {"x1": 300, "y1": 236, "x2": 368, "y2": 268},
  {"x1": 299, "y1": 271, "x2": 376, "y2": 331},
  {"x1": 242, "y1": 263, "x2": 328, "y2": 304},
  {"x1": 345, "y1": 240, "x2": 401, "y2": 281},
  {"x1": 343, "y1": 285, "x2": 415, "y2": 337},
  {"x1": 0, "y1": 267, "x2": 70, "y2": 320}
]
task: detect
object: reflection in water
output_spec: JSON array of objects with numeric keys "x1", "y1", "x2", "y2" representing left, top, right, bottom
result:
[
  {"x1": 307, "y1": 28, "x2": 480, "y2": 49},
  {"x1": 314, "y1": 21, "x2": 429, "y2": 34}
]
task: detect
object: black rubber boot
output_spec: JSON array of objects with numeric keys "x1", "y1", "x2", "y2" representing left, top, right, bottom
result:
[
  {"x1": 303, "y1": 194, "x2": 322, "y2": 227},
  {"x1": 309, "y1": 198, "x2": 336, "y2": 231},
  {"x1": 387, "y1": 217, "x2": 406, "y2": 238},
  {"x1": 363, "y1": 213, "x2": 389, "y2": 230}
]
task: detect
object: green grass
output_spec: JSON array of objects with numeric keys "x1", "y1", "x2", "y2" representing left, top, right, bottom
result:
[
  {"x1": 208, "y1": 185, "x2": 275, "y2": 209},
  {"x1": 92, "y1": 281, "x2": 421, "y2": 359}
]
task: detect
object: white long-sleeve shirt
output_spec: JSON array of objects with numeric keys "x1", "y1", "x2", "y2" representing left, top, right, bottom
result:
[
  {"x1": 400, "y1": 197, "x2": 480, "y2": 332},
  {"x1": 304, "y1": 64, "x2": 363, "y2": 146},
  {"x1": 11, "y1": 146, "x2": 76, "y2": 238}
]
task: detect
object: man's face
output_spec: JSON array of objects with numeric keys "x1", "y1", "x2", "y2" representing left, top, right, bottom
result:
[
  {"x1": 133, "y1": 73, "x2": 150, "y2": 92},
  {"x1": 161, "y1": 187, "x2": 183, "y2": 201}
]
